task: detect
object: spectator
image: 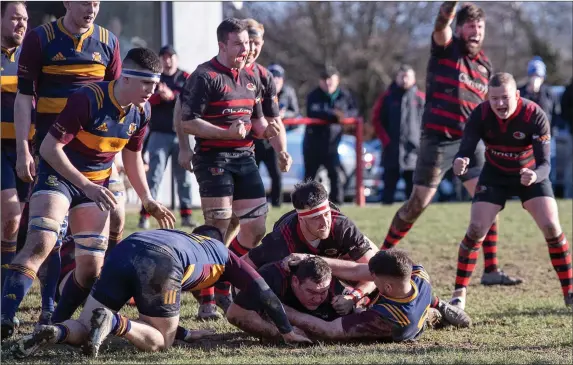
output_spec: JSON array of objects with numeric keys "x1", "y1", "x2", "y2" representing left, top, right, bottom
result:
[
  {"x1": 560, "y1": 79, "x2": 573, "y2": 198},
  {"x1": 139, "y1": 45, "x2": 197, "y2": 229},
  {"x1": 371, "y1": 64, "x2": 425, "y2": 204},
  {"x1": 304, "y1": 66, "x2": 359, "y2": 204},
  {"x1": 518, "y1": 57, "x2": 556, "y2": 121},
  {"x1": 268, "y1": 64, "x2": 300, "y2": 128}
]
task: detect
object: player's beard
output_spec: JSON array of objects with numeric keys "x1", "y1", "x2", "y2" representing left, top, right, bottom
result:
[
  {"x1": 1, "y1": 34, "x2": 20, "y2": 48},
  {"x1": 463, "y1": 39, "x2": 482, "y2": 58}
]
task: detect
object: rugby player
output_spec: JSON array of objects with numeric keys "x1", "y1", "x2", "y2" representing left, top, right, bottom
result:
[
  {"x1": 11, "y1": 0, "x2": 126, "y2": 325},
  {"x1": 178, "y1": 18, "x2": 281, "y2": 319},
  {"x1": 275, "y1": 249, "x2": 470, "y2": 341},
  {"x1": 1, "y1": 1, "x2": 30, "y2": 292},
  {"x1": 450, "y1": 72, "x2": 573, "y2": 308},
  {"x1": 380, "y1": 1, "x2": 522, "y2": 288},
  {"x1": 198, "y1": 18, "x2": 293, "y2": 319},
  {"x1": 0, "y1": 48, "x2": 176, "y2": 340},
  {"x1": 10, "y1": 226, "x2": 311, "y2": 359}
]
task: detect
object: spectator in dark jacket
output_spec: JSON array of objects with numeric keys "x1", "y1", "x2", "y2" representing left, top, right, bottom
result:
[
  {"x1": 371, "y1": 65, "x2": 425, "y2": 204},
  {"x1": 268, "y1": 64, "x2": 300, "y2": 121},
  {"x1": 561, "y1": 79, "x2": 573, "y2": 130},
  {"x1": 518, "y1": 57, "x2": 556, "y2": 123},
  {"x1": 304, "y1": 66, "x2": 359, "y2": 204}
]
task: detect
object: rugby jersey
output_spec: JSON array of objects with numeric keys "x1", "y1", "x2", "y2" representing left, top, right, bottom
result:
[
  {"x1": 45, "y1": 81, "x2": 149, "y2": 184},
  {"x1": 17, "y1": 18, "x2": 121, "y2": 142}
]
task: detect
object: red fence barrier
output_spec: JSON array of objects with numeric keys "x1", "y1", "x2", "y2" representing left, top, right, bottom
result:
[{"x1": 282, "y1": 117, "x2": 365, "y2": 207}]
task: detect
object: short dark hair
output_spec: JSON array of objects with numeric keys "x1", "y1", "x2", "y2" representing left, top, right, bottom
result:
[
  {"x1": 122, "y1": 47, "x2": 162, "y2": 74},
  {"x1": 217, "y1": 17, "x2": 247, "y2": 43},
  {"x1": 291, "y1": 179, "x2": 328, "y2": 210},
  {"x1": 292, "y1": 256, "x2": 332, "y2": 284},
  {"x1": 455, "y1": 3, "x2": 485, "y2": 28},
  {"x1": 489, "y1": 72, "x2": 516, "y2": 88},
  {"x1": 398, "y1": 64, "x2": 414, "y2": 74},
  {"x1": 368, "y1": 249, "x2": 413, "y2": 281},
  {"x1": 192, "y1": 225, "x2": 223, "y2": 242},
  {"x1": 1, "y1": 1, "x2": 25, "y2": 17}
]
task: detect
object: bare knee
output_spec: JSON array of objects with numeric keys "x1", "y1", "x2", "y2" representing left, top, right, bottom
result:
[
  {"x1": 109, "y1": 208, "x2": 125, "y2": 233},
  {"x1": 74, "y1": 260, "x2": 102, "y2": 287},
  {"x1": 467, "y1": 221, "x2": 489, "y2": 240},
  {"x1": 2, "y1": 215, "x2": 21, "y2": 241},
  {"x1": 401, "y1": 193, "x2": 429, "y2": 221}
]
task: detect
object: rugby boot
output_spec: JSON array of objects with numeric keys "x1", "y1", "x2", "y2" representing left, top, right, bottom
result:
[
  {"x1": 197, "y1": 303, "x2": 222, "y2": 321},
  {"x1": 480, "y1": 269, "x2": 523, "y2": 286},
  {"x1": 11, "y1": 325, "x2": 60, "y2": 359},
  {"x1": 437, "y1": 299, "x2": 472, "y2": 327},
  {"x1": 181, "y1": 216, "x2": 198, "y2": 228},
  {"x1": 83, "y1": 307, "x2": 113, "y2": 357},
  {"x1": 34, "y1": 311, "x2": 53, "y2": 331},
  {"x1": 1, "y1": 315, "x2": 17, "y2": 341},
  {"x1": 215, "y1": 292, "x2": 232, "y2": 314},
  {"x1": 425, "y1": 308, "x2": 443, "y2": 328},
  {"x1": 449, "y1": 288, "x2": 467, "y2": 311}
]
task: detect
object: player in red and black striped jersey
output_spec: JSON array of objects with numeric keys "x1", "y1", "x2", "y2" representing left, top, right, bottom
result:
[
  {"x1": 451, "y1": 73, "x2": 573, "y2": 309},
  {"x1": 381, "y1": 2, "x2": 522, "y2": 288}
]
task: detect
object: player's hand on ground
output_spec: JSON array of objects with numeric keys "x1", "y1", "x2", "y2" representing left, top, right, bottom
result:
[
  {"x1": 16, "y1": 150, "x2": 36, "y2": 182},
  {"x1": 519, "y1": 168, "x2": 537, "y2": 186},
  {"x1": 280, "y1": 253, "x2": 311, "y2": 272},
  {"x1": 263, "y1": 120, "x2": 281, "y2": 139},
  {"x1": 331, "y1": 295, "x2": 355, "y2": 316},
  {"x1": 226, "y1": 120, "x2": 247, "y2": 139},
  {"x1": 142, "y1": 198, "x2": 176, "y2": 229},
  {"x1": 282, "y1": 327, "x2": 313, "y2": 346},
  {"x1": 84, "y1": 183, "x2": 118, "y2": 211},
  {"x1": 453, "y1": 157, "x2": 469, "y2": 176},
  {"x1": 278, "y1": 151, "x2": 292, "y2": 172},
  {"x1": 178, "y1": 149, "x2": 194, "y2": 172},
  {"x1": 181, "y1": 328, "x2": 216, "y2": 342}
]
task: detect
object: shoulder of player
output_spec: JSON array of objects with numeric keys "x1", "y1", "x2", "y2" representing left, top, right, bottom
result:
[
  {"x1": 76, "y1": 82, "x2": 108, "y2": 112},
  {"x1": 411, "y1": 265, "x2": 431, "y2": 282},
  {"x1": 93, "y1": 24, "x2": 119, "y2": 49},
  {"x1": 29, "y1": 21, "x2": 57, "y2": 46}
]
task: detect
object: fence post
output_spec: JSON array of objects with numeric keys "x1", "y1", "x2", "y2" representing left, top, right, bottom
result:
[{"x1": 355, "y1": 118, "x2": 365, "y2": 207}]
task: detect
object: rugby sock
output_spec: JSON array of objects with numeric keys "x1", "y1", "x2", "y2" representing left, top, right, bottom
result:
[
  {"x1": 482, "y1": 222, "x2": 499, "y2": 273},
  {"x1": 52, "y1": 272, "x2": 90, "y2": 323},
  {"x1": 0, "y1": 264, "x2": 36, "y2": 320},
  {"x1": 199, "y1": 287, "x2": 215, "y2": 305},
  {"x1": 382, "y1": 212, "x2": 413, "y2": 250},
  {"x1": 54, "y1": 324, "x2": 70, "y2": 343},
  {"x1": 111, "y1": 313, "x2": 131, "y2": 337},
  {"x1": 1, "y1": 240, "x2": 17, "y2": 291},
  {"x1": 215, "y1": 282, "x2": 231, "y2": 297},
  {"x1": 176, "y1": 326, "x2": 192, "y2": 341},
  {"x1": 106, "y1": 229, "x2": 123, "y2": 258},
  {"x1": 180, "y1": 208, "x2": 192, "y2": 218},
  {"x1": 455, "y1": 235, "x2": 483, "y2": 289},
  {"x1": 229, "y1": 236, "x2": 250, "y2": 257},
  {"x1": 546, "y1": 233, "x2": 573, "y2": 296},
  {"x1": 37, "y1": 246, "x2": 61, "y2": 314},
  {"x1": 431, "y1": 295, "x2": 440, "y2": 309}
]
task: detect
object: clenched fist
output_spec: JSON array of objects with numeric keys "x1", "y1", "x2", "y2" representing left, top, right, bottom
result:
[
  {"x1": 278, "y1": 151, "x2": 292, "y2": 172},
  {"x1": 226, "y1": 120, "x2": 247, "y2": 139},
  {"x1": 453, "y1": 157, "x2": 470, "y2": 176},
  {"x1": 519, "y1": 168, "x2": 537, "y2": 186},
  {"x1": 263, "y1": 120, "x2": 281, "y2": 139}
]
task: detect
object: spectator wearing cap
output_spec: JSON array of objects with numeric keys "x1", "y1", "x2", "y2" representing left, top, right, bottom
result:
[
  {"x1": 268, "y1": 64, "x2": 300, "y2": 126},
  {"x1": 371, "y1": 64, "x2": 425, "y2": 204},
  {"x1": 139, "y1": 45, "x2": 197, "y2": 229},
  {"x1": 304, "y1": 66, "x2": 359, "y2": 204}
]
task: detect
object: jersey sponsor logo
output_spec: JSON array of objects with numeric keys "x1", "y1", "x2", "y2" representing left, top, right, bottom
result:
[
  {"x1": 488, "y1": 148, "x2": 524, "y2": 159},
  {"x1": 46, "y1": 175, "x2": 59, "y2": 187},
  {"x1": 222, "y1": 108, "x2": 252, "y2": 115},
  {"x1": 51, "y1": 52, "x2": 66, "y2": 61},
  {"x1": 95, "y1": 122, "x2": 108, "y2": 132},
  {"x1": 127, "y1": 123, "x2": 137, "y2": 136},
  {"x1": 92, "y1": 52, "x2": 102, "y2": 63},
  {"x1": 246, "y1": 83, "x2": 256, "y2": 91},
  {"x1": 513, "y1": 131, "x2": 526, "y2": 140},
  {"x1": 533, "y1": 134, "x2": 551, "y2": 144},
  {"x1": 459, "y1": 73, "x2": 488, "y2": 94}
]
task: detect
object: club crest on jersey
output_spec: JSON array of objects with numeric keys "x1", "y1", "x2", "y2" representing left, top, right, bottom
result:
[
  {"x1": 95, "y1": 122, "x2": 108, "y2": 132},
  {"x1": 92, "y1": 52, "x2": 102, "y2": 63},
  {"x1": 246, "y1": 83, "x2": 256, "y2": 91},
  {"x1": 127, "y1": 123, "x2": 137, "y2": 136},
  {"x1": 209, "y1": 167, "x2": 224, "y2": 176},
  {"x1": 46, "y1": 175, "x2": 58, "y2": 187},
  {"x1": 513, "y1": 131, "x2": 526, "y2": 140},
  {"x1": 477, "y1": 65, "x2": 488, "y2": 75},
  {"x1": 475, "y1": 185, "x2": 487, "y2": 194},
  {"x1": 324, "y1": 248, "x2": 338, "y2": 256}
]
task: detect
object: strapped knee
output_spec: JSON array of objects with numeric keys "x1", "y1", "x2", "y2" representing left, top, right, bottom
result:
[
  {"x1": 74, "y1": 232, "x2": 108, "y2": 257},
  {"x1": 204, "y1": 207, "x2": 233, "y2": 220},
  {"x1": 236, "y1": 203, "x2": 269, "y2": 223},
  {"x1": 28, "y1": 216, "x2": 61, "y2": 237}
]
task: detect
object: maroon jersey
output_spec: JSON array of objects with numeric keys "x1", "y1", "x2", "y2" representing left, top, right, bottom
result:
[
  {"x1": 180, "y1": 57, "x2": 264, "y2": 157},
  {"x1": 423, "y1": 35, "x2": 492, "y2": 139},
  {"x1": 457, "y1": 97, "x2": 551, "y2": 183},
  {"x1": 248, "y1": 209, "x2": 372, "y2": 269},
  {"x1": 233, "y1": 262, "x2": 345, "y2": 321},
  {"x1": 245, "y1": 62, "x2": 280, "y2": 118}
]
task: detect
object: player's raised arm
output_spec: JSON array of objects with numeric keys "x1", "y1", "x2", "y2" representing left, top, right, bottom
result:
[{"x1": 433, "y1": 1, "x2": 458, "y2": 46}]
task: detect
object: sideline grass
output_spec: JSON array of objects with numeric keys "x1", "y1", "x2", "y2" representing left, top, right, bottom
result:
[{"x1": 2, "y1": 200, "x2": 572, "y2": 364}]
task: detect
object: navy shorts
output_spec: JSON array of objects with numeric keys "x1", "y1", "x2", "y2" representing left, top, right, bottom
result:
[
  {"x1": 472, "y1": 164, "x2": 555, "y2": 210},
  {"x1": 413, "y1": 132, "x2": 485, "y2": 188},
  {"x1": 32, "y1": 162, "x2": 108, "y2": 208},
  {"x1": 90, "y1": 239, "x2": 183, "y2": 318},
  {"x1": 193, "y1": 153, "x2": 265, "y2": 200},
  {"x1": 1, "y1": 145, "x2": 32, "y2": 201}
]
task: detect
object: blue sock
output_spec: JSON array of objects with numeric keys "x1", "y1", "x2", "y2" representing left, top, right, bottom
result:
[
  {"x1": 176, "y1": 326, "x2": 190, "y2": 341},
  {"x1": 37, "y1": 246, "x2": 61, "y2": 313},
  {"x1": 54, "y1": 323, "x2": 69, "y2": 343},
  {"x1": 1, "y1": 240, "x2": 17, "y2": 292},
  {"x1": 51, "y1": 272, "x2": 89, "y2": 323},
  {"x1": 111, "y1": 313, "x2": 131, "y2": 337},
  {"x1": 1, "y1": 264, "x2": 36, "y2": 320}
]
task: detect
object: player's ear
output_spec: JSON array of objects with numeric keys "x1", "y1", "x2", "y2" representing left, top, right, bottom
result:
[
  {"x1": 516, "y1": 89, "x2": 520, "y2": 98},
  {"x1": 292, "y1": 276, "x2": 300, "y2": 287}
]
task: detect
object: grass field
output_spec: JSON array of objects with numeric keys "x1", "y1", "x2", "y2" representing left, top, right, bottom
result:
[{"x1": 2, "y1": 200, "x2": 572, "y2": 364}]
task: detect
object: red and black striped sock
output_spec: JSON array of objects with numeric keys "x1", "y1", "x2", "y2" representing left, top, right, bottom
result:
[
  {"x1": 199, "y1": 287, "x2": 215, "y2": 305},
  {"x1": 455, "y1": 234, "x2": 483, "y2": 290},
  {"x1": 229, "y1": 236, "x2": 250, "y2": 257},
  {"x1": 546, "y1": 233, "x2": 573, "y2": 296},
  {"x1": 482, "y1": 222, "x2": 499, "y2": 273},
  {"x1": 381, "y1": 212, "x2": 413, "y2": 250},
  {"x1": 180, "y1": 208, "x2": 192, "y2": 218}
]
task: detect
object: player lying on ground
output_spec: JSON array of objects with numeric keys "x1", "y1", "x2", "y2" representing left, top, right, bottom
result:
[
  {"x1": 250, "y1": 249, "x2": 471, "y2": 342},
  {"x1": 10, "y1": 225, "x2": 311, "y2": 359},
  {"x1": 0, "y1": 48, "x2": 175, "y2": 341},
  {"x1": 241, "y1": 180, "x2": 379, "y2": 316},
  {"x1": 450, "y1": 72, "x2": 573, "y2": 309}
]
